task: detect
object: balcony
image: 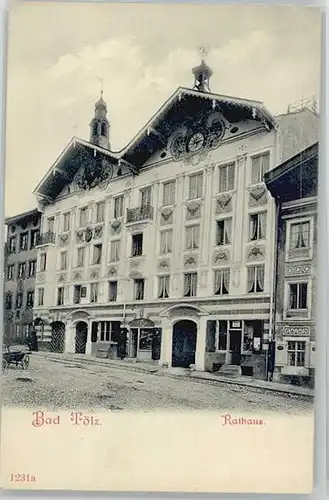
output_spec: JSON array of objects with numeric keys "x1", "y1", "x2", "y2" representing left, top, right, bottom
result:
[
  {"x1": 36, "y1": 231, "x2": 56, "y2": 246},
  {"x1": 126, "y1": 205, "x2": 154, "y2": 224}
]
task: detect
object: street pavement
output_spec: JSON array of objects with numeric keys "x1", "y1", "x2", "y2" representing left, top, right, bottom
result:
[{"x1": 2, "y1": 354, "x2": 313, "y2": 414}]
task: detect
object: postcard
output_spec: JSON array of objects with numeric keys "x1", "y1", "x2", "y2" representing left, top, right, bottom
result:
[{"x1": 0, "y1": 2, "x2": 321, "y2": 493}]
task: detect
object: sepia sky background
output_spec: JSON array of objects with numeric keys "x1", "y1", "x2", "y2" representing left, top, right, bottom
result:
[{"x1": 5, "y1": 2, "x2": 322, "y2": 217}]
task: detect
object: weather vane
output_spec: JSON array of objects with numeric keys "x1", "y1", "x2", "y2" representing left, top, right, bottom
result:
[
  {"x1": 97, "y1": 77, "x2": 104, "y2": 96},
  {"x1": 197, "y1": 44, "x2": 211, "y2": 61}
]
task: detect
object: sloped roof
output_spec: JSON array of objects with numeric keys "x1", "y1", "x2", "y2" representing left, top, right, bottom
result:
[
  {"x1": 33, "y1": 137, "x2": 120, "y2": 200},
  {"x1": 119, "y1": 86, "x2": 276, "y2": 167},
  {"x1": 264, "y1": 142, "x2": 318, "y2": 202},
  {"x1": 34, "y1": 86, "x2": 277, "y2": 200},
  {"x1": 5, "y1": 208, "x2": 41, "y2": 226}
]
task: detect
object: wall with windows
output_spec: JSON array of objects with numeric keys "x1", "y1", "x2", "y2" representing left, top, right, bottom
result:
[
  {"x1": 34, "y1": 125, "x2": 276, "y2": 318},
  {"x1": 273, "y1": 198, "x2": 317, "y2": 385},
  {"x1": 4, "y1": 211, "x2": 41, "y2": 342}
]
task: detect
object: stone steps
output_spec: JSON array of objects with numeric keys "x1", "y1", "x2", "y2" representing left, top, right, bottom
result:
[{"x1": 218, "y1": 364, "x2": 242, "y2": 378}]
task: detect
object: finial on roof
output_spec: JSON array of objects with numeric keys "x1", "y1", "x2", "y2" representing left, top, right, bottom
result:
[{"x1": 192, "y1": 44, "x2": 213, "y2": 93}]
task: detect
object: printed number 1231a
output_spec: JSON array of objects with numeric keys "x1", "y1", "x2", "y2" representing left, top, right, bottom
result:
[{"x1": 10, "y1": 473, "x2": 36, "y2": 483}]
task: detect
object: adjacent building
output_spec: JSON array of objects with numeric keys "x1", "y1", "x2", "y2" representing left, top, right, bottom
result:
[
  {"x1": 31, "y1": 60, "x2": 319, "y2": 379},
  {"x1": 4, "y1": 209, "x2": 41, "y2": 343},
  {"x1": 265, "y1": 142, "x2": 318, "y2": 387}
]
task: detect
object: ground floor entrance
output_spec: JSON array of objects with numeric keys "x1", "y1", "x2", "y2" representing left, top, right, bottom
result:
[
  {"x1": 129, "y1": 327, "x2": 162, "y2": 362},
  {"x1": 172, "y1": 320, "x2": 197, "y2": 368},
  {"x1": 75, "y1": 321, "x2": 88, "y2": 354}
]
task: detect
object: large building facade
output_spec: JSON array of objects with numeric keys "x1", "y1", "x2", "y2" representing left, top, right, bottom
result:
[
  {"x1": 265, "y1": 143, "x2": 318, "y2": 386},
  {"x1": 4, "y1": 209, "x2": 41, "y2": 343},
  {"x1": 31, "y1": 62, "x2": 319, "y2": 379}
]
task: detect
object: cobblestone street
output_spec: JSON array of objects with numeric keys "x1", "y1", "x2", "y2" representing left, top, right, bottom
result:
[{"x1": 2, "y1": 353, "x2": 313, "y2": 414}]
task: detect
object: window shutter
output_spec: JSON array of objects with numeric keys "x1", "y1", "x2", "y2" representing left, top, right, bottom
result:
[{"x1": 206, "y1": 320, "x2": 216, "y2": 352}]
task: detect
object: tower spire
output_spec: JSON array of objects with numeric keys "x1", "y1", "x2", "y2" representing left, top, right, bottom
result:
[
  {"x1": 192, "y1": 44, "x2": 213, "y2": 93},
  {"x1": 90, "y1": 78, "x2": 110, "y2": 150}
]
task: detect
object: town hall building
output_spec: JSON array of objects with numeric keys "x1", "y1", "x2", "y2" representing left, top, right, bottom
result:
[{"x1": 32, "y1": 58, "x2": 319, "y2": 380}]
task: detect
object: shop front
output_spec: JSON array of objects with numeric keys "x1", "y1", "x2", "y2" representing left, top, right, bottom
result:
[
  {"x1": 205, "y1": 319, "x2": 267, "y2": 378},
  {"x1": 128, "y1": 318, "x2": 162, "y2": 363}
]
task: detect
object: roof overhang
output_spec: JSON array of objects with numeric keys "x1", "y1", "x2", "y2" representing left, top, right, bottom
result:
[
  {"x1": 34, "y1": 86, "x2": 278, "y2": 201},
  {"x1": 120, "y1": 86, "x2": 277, "y2": 168},
  {"x1": 34, "y1": 137, "x2": 119, "y2": 201},
  {"x1": 265, "y1": 142, "x2": 318, "y2": 202},
  {"x1": 5, "y1": 208, "x2": 41, "y2": 226}
]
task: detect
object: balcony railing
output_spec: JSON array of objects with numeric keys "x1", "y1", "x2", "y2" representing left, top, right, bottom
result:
[
  {"x1": 36, "y1": 231, "x2": 56, "y2": 246},
  {"x1": 126, "y1": 205, "x2": 154, "y2": 224}
]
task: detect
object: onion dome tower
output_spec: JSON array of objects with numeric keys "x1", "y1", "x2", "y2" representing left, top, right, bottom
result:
[
  {"x1": 90, "y1": 90, "x2": 110, "y2": 150},
  {"x1": 192, "y1": 45, "x2": 213, "y2": 93}
]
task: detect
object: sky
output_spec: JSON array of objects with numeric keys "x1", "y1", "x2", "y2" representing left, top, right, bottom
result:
[{"x1": 4, "y1": 2, "x2": 322, "y2": 217}]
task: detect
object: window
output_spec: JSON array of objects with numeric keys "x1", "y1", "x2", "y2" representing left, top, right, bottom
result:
[
  {"x1": 134, "y1": 279, "x2": 145, "y2": 300},
  {"x1": 30, "y1": 229, "x2": 40, "y2": 249},
  {"x1": 57, "y1": 287, "x2": 64, "y2": 306},
  {"x1": 5, "y1": 292, "x2": 12, "y2": 310},
  {"x1": 94, "y1": 321, "x2": 121, "y2": 342},
  {"x1": 184, "y1": 272, "x2": 197, "y2": 297},
  {"x1": 249, "y1": 212, "x2": 267, "y2": 240},
  {"x1": 189, "y1": 172, "x2": 203, "y2": 200},
  {"x1": 251, "y1": 152, "x2": 270, "y2": 184},
  {"x1": 16, "y1": 293, "x2": 23, "y2": 309},
  {"x1": 289, "y1": 221, "x2": 311, "y2": 249},
  {"x1": 108, "y1": 281, "x2": 118, "y2": 302},
  {"x1": 77, "y1": 247, "x2": 85, "y2": 267},
  {"x1": 185, "y1": 225, "x2": 200, "y2": 250},
  {"x1": 90, "y1": 283, "x2": 99, "y2": 303},
  {"x1": 158, "y1": 275, "x2": 170, "y2": 298},
  {"x1": 110, "y1": 240, "x2": 121, "y2": 262},
  {"x1": 28, "y1": 260, "x2": 36, "y2": 278},
  {"x1": 160, "y1": 230, "x2": 173, "y2": 254},
  {"x1": 93, "y1": 244, "x2": 102, "y2": 265},
  {"x1": 214, "y1": 269, "x2": 230, "y2": 295},
  {"x1": 218, "y1": 320, "x2": 228, "y2": 350},
  {"x1": 114, "y1": 195, "x2": 124, "y2": 218},
  {"x1": 26, "y1": 290, "x2": 34, "y2": 308},
  {"x1": 163, "y1": 180, "x2": 176, "y2": 205},
  {"x1": 8, "y1": 236, "x2": 16, "y2": 253},
  {"x1": 6, "y1": 264, "x2": 14, "y2": 280},
  {"x1": 218, "y1": 163, "x2": 235, "y2": 193},
  {"x1": 47, "y1": 217, "x2": 55, "y2": 233},
  {"x1": 96, "y1": 201, "x2": 105, "y2": 223},
  {"x1": 18, "y1": 262, "x2": 26, "y2": 279},
  {"x1": 140, "y1": 186, "x2": 152, "y2": 207},
  {"x1": 288, "y1": 283, "x2": 308, "y2": 310},
  {"x1": 287, "y1": 341, "x2": 306, "y2": 367},
  {"x1": 79, "y1": 207, "x2": 87, "y2": 227},
  {"x1": 60, "y1": 251, "x2": 68, "y2": 270},
  {"x1": 74, "y1": 285, "x2": 82, "y2": 304},
  {"x1": 216, "y1": 219, "x2": 232, "y2": 245},
  {"x1": 19, "y1": 232, "x2": 28, "y2": 251},
  {"x1": 63, "y1": 212, "x2": 70, "y2": 232},
  {"x1": 132, "y1": 233, "x2": 143, "y2": 257},
  {"x1": 37, "y1": 288, "x2": 44, "y2": 306},
  {"x1": 40, "y1": 253, "x2": 47, "y2": 272},
  {"x1": 247, "y1": 265, "x2": 265, "y2": 293}
]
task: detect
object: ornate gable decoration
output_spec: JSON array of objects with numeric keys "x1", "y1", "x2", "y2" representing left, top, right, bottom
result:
[
  {"x1": 74, "y1": 154, "x2": 115, "y2": 192},
  {"x1": 169, "y1": 112, "x2": 226, "y2": 163}
]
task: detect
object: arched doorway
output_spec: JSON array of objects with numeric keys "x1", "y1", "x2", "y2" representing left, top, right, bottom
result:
[
  {"x1": 172, "y1": 320, "x2": 197, "y2": 368},
  {"x1": 75, "y1": 321, "x2": 88, "y2": 354},
  {"x1": 50, "y1": 321, "x2": 65, "y2": 353}
]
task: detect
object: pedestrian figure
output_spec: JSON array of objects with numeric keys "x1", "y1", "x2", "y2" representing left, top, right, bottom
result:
[
  {"x1": 117, "y1": 328, "x2": 128, "y2": 360},
  {"x1": 28, "y1": 330, "x2": 39, "y2": 352}
]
